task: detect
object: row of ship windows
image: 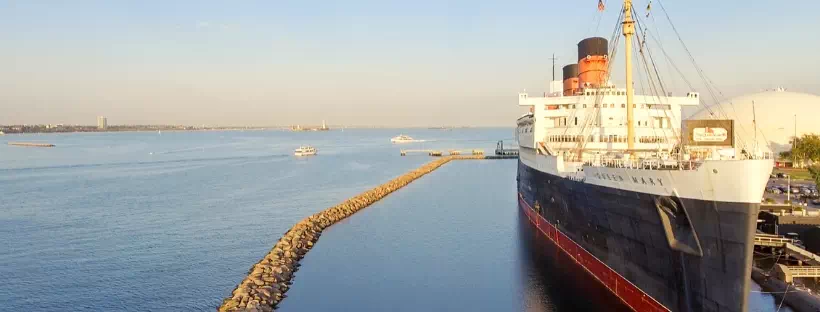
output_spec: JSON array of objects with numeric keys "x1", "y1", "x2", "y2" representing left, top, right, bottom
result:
[
  {"x1": 585, "y1": 90, "x2": 627, "y2": 96},
  {"x1": 554, "y1": 117, "x2": 666, "y2": 127},
  {"x1": 580, "y1": 90, "x2": 698, "y2": 99},
  {"x1": 546, "y1": 104, "x2": 672, "y2": 110},
  {"x1": 546, "y1": 135, "x2": 670, "y2": 144}
]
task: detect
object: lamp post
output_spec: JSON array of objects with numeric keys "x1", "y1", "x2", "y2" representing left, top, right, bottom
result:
[{"x1": 787, "y1": 175, "x2": 791, "y2": 204}]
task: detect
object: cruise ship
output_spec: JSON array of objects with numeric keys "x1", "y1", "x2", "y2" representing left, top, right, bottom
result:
[{"x1": 516, "y1": 1, "x2": 773, "y2": 311}]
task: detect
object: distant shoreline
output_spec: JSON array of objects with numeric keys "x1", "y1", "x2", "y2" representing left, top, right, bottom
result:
[
  {"x1": 0, "y1": 127, "x2": 268, "y2": 135},
  {"x1": 0, "y1": 125, "x2": 508, "y2": 135}
]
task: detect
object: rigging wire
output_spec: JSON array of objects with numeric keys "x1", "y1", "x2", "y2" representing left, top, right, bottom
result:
[
  {"x1": 557, "y1": 5, "x2": 624, "y2": 160},
  {"x1": 632, "y1": 6, "x2": 683, "y2": 151},
  {"x1": 776, "y1": 283, "x2": 789, "y2": 312},
  {"x1": 576, "y1": 6, "x2": 625, "y2": 157},
  {"x1": 655, "y1": 0, "x2": 761, "y2": 154},
  {"x1": 548, "y1": 0, "x2": 764, "y2": 162}
]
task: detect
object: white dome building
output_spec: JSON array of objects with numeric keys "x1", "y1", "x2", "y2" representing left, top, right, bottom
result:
[{"x1": 687, "y1": 89, "x2": 820, "y2": 154}]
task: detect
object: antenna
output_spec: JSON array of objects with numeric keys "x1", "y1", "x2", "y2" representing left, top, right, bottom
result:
[
  {"x1": 752, "y1": 101, "x2": 758, "y2": 157},
  {"x1": 794, "y1": 114, "x2": 798, "y2": 165},
  {"x1": 549, "y1": 54, "x2": 558, "y2": 81}
]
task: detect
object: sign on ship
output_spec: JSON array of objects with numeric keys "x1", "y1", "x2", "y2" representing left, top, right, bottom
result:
[
  {"x1": 693, "y1": 127, "x2": 729, "y2": 142},
  {"x1": 683, "y1": 119, "x2": 735, "y2": 147}
]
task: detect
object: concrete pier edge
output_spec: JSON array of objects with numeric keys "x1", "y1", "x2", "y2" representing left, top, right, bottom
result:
[{"x1": 217, "y1": 155, "x2": 492, "y2": 312}]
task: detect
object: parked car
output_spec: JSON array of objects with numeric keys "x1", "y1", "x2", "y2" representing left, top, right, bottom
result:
[
  {"x1": 770, "y1": 174, "x2": 778, "y2": 179},
  {"x1": 812, "y1": 199, "x2": 820, "y2": 205},
  {"x1": 777, "y1": 173, "x2": 787, "y2": 178},
  {"x1": 792, "y1": 188, "x2": 801, "y2": 194}
]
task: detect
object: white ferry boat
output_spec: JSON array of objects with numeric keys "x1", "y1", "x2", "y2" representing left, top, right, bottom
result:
[
  {"x1": 390, "y1": 135, "x2": 423, "y2": 143},
  {"x1": 294, "y1": 146, "x2": 317, "y2": 156}
]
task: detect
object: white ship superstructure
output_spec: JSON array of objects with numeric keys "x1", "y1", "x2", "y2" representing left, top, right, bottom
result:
[
  {"x1": 518, "y1": 86, "x2": 700, "y2": 154},
  {"x1": 516, "y1": 83, "x2": 772, "y2": 203}
]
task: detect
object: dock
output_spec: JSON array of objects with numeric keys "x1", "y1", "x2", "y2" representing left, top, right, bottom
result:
[
  {"x1": 754, "y1": 235, "x2": 820, "y2": 265},
  {"x1": 752, "y1": 267, "x2": 820, "y2": 312},
  {"x1": 400, "y1": 149, "x2": 485, "y2": 157},
  {"x1": 773, "y1": 264, "x2": 820, "y2": 283},
  {"x1": 7, "y1": 142, "x2": 55, "y2": 147},
  {"x1": 757, "y1": 209, "x2": 820, "y2": 239},
  {"x1": 753, "y1": 234, "x2": 820, "y2": 311}
]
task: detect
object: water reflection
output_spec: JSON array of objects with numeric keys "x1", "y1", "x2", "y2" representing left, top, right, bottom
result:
[
  {"x1": 517, "y1": 212, "x2": 632, "y2": 312},
  {"x1": 516, "y1": 210, "x2": 794, "y2": 312}
]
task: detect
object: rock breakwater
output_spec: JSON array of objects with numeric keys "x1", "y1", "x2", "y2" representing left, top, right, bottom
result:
[{"x1": 218, "y1": 155, "x2": 488, "y2": 312}]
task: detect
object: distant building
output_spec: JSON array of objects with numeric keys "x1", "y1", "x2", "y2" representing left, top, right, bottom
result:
[
  {"x1": 688, "y1": 89, "x2": 820, "y2": 154},
  {"x1": 97, "y1": 116, "x2": 107, "y2": 129},
  {"x1": 775, "y1": 159, "x2": 793, "y2": 168}
]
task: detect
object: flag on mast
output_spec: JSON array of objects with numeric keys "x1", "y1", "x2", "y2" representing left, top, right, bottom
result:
[
  {"x1": 598, "y1": 0, "x2": 605, "y2": 11},
  {"x1": 646, "y1": 0, "x2": 652, "y2": 17}
]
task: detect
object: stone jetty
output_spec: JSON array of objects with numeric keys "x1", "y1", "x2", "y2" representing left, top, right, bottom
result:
[
  {"x1": 7, "y1": 142, "x2": 55, "y2": 147},
  {"x1": 218, "y1": 155, "x2": 488, "y2": 312}
]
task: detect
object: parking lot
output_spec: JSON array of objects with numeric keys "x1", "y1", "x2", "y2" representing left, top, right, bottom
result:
[{"x1": 765, "y1": 175, "x2": 819, "y2": 208}]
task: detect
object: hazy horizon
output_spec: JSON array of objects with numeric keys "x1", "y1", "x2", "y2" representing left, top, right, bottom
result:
[{"x1": 3, "y1": 0, "x2": 819, "y2": 127}]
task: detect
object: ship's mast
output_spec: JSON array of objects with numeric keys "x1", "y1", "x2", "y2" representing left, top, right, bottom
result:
[{"x1": 623, "y1": 0, "x2": 636, "y2": 154}]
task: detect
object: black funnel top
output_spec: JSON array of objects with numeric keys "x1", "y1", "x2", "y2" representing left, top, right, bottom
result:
[
  {"x1": 562, "y1": 64, "x2": 579, "y2": 80},
  {"x1": 577, "y1": 37, "x2": 609, "y2": 61}
]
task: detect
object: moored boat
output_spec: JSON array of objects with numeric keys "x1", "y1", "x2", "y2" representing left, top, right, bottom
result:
[
  {"x1": 515, "y1": 1, "x2": 773, "y2": 311},
  {"x1": 390, "y1": 134, "x2": 424, "y2": 143},
  {"x1": 294, "y1": 146, "x2": 317, "y2": 156}
]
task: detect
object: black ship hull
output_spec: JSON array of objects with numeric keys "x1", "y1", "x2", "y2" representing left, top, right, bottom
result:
[{"x1": 517, "y1": 160, "x2": 758, "y2": 312}]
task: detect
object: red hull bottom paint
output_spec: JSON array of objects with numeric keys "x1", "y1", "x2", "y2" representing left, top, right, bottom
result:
[{"x1": 519, "y1": 196, "x2": 670, "y2": 312}]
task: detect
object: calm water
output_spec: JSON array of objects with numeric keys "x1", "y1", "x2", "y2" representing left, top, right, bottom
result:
[{"x1": 0, "y1": 129, "x2": 789, "y2": 311}]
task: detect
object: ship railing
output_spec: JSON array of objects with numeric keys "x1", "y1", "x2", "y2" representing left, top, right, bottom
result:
[{"x1": 579, "y1": 157, "x2": 704, "y2": 171}]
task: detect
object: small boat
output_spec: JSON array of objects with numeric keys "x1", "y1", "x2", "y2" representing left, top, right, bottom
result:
[
  {"x1": 294, "y1": 146, "x2": 317, "y2": 156},
  {"x1": 390, "y1": 134, "x2": 423, "y2": 143}
]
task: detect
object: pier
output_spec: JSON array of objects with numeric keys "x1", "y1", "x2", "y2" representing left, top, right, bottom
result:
[
  {"x1": 399, "y1": 149, "x2": 485, "y2": 156},
  {"x1": 753, "y1": 234, "x2": 820, "y2": 311},
  {"x1": 773, "y1": 264, "x2": 820, "y2": 283},
  {"x1": 755, "y1": 234, "x2": 820, "y2": 265},
  {"x1": 752, "y1": 267, "x2": 820, "y2": 312},
  {"x1": 757, "y1": 209, "x2": 820, "y2": 239},
  {"x1": 7, "y1": 142, "x2": 55, "y2": 147},
  {"x1": 218, "y1": 155, "x2": 513, "y2": 312}
]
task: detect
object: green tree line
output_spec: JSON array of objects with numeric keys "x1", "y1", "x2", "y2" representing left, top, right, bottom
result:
[{"x1": 781, "y1": 134, "x2": 820, "y2": 186}]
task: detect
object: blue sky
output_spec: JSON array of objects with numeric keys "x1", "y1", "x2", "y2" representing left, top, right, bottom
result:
[{"x1": 1, "y1": 0, "x2": 818, "y2": 126}]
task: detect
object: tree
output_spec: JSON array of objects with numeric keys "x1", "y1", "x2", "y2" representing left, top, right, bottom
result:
[
  {"x1": 788, "y1": 134, "x2": 820, "y2": 165},
  {"x1": 809, "y1": 165, "x2": 820, "y2": 188}
]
